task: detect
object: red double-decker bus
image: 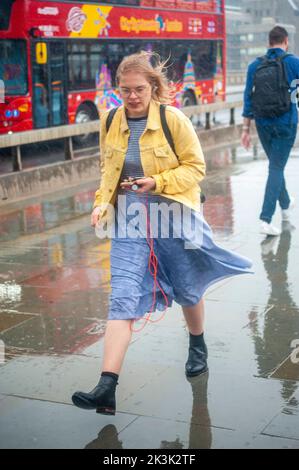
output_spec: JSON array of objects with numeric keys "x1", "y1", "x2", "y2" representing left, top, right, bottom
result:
[{"x1": 0, "y1": 0, "x2": 226, "y2": 135}]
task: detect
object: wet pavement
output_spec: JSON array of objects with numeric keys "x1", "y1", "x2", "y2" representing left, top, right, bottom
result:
[{"x1": 1, "y1": 141, "x2": 299, "y2": 449}]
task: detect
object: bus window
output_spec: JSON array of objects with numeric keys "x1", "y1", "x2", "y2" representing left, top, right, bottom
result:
[
  {"x1": 32, "y1": 41, "x2": 66, "y2": 128},
  {"x1": 0, "y1": 0, "x2": 15, "y2": 30},
  {"x1": 164, "y1": 42, "x2": 189, "y2": 82},
  {"x1": 86, "y1": 1, "x2": 140, "y2": 4},
  {"x1": 0, "y1": 39, "x2": 27, "y2": 95},
  {"x1": 68, "y1": 41, "x2": 107, "y2": 90},
  {"x1": 32, "y1": 62, "x2": 50, "y2": 128},
  {"x1": 164, "y1": 40, "x2": 218, "y2": 82},
  {"x1": 90, "y1": 43, "x2": 108, "y2": 86},
  {"x1": 107, "y1": 41, "x2": 140, "y2": 86},
  {"x1": 191, "y1": 41, "x2": 217, "y2": 79},
  {"x1": 154, "y1": 1, "x2": 176, "y2": 8},
  {"x1": 106, "y1": 43, "x2": 126, "y2": 87},
  {"x1": 33, "y1": 82, "x2": 49, "y2": 128},
  {"x1": 49, "y1": 42, "x2": 66, "y2": 126}
]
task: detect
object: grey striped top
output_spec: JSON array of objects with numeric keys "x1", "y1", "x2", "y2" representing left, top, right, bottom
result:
[{"x1": 120, "y1": 117, "x2": 147, "y2": 181}]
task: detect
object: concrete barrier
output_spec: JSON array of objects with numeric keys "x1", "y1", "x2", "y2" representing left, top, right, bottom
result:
[{"x1": 0, "y1": 155, "x2": 99, "y2": 202}]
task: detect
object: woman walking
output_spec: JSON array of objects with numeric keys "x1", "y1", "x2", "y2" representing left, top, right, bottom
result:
[{"x1": 72, "y1": 52, "x2": 253, "y2": 415}]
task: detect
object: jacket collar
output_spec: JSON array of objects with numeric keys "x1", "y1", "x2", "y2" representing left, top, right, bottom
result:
[
  {"x1": 146, "y1": 100, "x2": 161, "y2": 131},
  {"x1": 267, "y1": 47, "x2": 286, "y2": 57},
  {"x1": 120, "y1": 99, "x2": 161, "y2": 133}
]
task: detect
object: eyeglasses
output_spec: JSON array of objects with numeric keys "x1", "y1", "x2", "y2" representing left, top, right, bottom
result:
[{"x1": 119, "y1": 85, "x2": 151, "y2": 98}]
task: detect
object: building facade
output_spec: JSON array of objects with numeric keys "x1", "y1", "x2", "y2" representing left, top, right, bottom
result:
[{"x1": 226, "y1": 0, "x2": 298, "y2": 73}]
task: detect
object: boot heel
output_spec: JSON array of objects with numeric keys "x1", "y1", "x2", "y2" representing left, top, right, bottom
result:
[
  {"x1": 96, "y1": 406, "x2": 116, "y2": 416},
  {"x1": 72, "y1": 374, "x2": 117, "y2": 413}
]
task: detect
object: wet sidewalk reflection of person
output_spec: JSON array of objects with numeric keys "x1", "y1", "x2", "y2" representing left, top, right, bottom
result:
[
  {"x1": 85, "y1": 424, "x2": 123, "y2": 449},
  {"x1": 251, "y1": 222, "x2": 299, "y2": 400},
  {"x1": 84, "y1": 374, "x2": 212, "y2": 449},
  {"x1": 186, "y1": 373, "x2": 212, "y2": 449},
  {"x1": 160, "y1": 374, "x2": 212, "y2": 449}
]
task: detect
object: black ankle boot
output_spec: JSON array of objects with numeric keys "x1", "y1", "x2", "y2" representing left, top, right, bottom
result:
[
  {"x1": 185, "y1": 332, "x2": 208, "y2": 377},
  {"x1": 72, "y1": 373, "x2": 118, "y2": 415}
]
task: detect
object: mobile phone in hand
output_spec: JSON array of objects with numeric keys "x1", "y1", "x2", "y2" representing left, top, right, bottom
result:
[{"x1": 121, "y1": 176, "x2": 140, "y2": 191}]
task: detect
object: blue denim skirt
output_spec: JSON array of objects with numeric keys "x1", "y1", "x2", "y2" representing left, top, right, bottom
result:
[{"x1": 108, "y1": 191, "x2": 253, "y2": 320}]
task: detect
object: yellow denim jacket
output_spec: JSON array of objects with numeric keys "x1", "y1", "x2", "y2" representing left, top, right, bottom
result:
[{"x1": 93, "y1": 99, "x2": 206, "y2": 219}]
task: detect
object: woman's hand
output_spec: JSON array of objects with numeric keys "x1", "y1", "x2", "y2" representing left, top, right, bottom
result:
[
  {"x1": 120, "y1": 177, "x2": 156, "y2": 193},
  {"x1": 91, "y1": 206, "x2": 101, "y2": 227}
]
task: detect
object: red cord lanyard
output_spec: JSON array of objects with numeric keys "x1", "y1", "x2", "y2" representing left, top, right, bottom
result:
[{"x1": 130, "y1": 194, "x2": 169, "y2": 333}]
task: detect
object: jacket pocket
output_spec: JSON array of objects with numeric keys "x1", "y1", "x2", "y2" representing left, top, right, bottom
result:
[
  {"x1": 154, "y1": 145, "x2": 170, "y2": 158},
  {"x1": 152, "y1": 145, "x2": 178, "y2": 172}
]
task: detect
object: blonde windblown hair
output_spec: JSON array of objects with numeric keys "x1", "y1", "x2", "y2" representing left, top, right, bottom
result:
[{"x1": 116, "y1": 51, "x2": 175, "y2": 104}]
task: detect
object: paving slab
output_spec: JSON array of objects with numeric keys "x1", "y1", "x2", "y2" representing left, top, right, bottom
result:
[{"x1": 0, "y1": 395, "x2": 137, "y2": 449}]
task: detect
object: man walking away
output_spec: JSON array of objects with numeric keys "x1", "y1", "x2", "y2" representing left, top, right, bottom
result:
[{"x1": 242, "y1": 26, "x2": 299, "y2": 236}]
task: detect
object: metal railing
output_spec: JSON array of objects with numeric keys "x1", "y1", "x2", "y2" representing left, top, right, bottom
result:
[
  {"x1": 226, "y1": 72, "x2": 246, "y2": 86},
  {"x1": 182, "y1": 100, "x2": 243, "y2": 130},
  {"x1": 0, "y1": 99, "x2": 243, "y2": 172},
  {"x1": 0, "y1": 121, "x2": 100, "y2": 172}
]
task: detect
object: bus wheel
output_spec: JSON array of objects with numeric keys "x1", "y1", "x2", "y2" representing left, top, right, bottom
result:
[
  {"x1": 74, "y1": 103, "x2": 98, "y2": 146},
  {"x1": 182, "y1": 91, "x2": 197, "y2": 107}
]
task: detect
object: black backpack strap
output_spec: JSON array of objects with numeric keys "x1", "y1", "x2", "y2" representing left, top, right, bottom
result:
[
  {"x1": 106, "y1": 106, "x2": 119, "y2": 133},
  {"x1": 257, "y1": 55, "x2": 268, "y2": 64},
  {"x1": 159, "y1": 104, "x2": 206, "y2": 204},
  {"x1": 277, "y1": 52, "x2": 292, "y2": 61},
  {"x1": 160, "y1": 104, "x2": 177, "y2": 157}
]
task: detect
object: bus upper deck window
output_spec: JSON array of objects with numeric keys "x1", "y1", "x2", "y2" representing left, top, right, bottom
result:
[{"x1": 0, "y1": 0, "x2": 15, "y2": 30}]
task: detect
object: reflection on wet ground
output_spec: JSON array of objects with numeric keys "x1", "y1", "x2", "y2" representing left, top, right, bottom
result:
[{"x1": 1, "y1": 142, "x2": 299, "y2": 448}]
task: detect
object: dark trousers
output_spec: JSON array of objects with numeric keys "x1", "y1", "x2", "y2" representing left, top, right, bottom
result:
[{"x1": 256, "y1": 123, "x2": 297, "y2": 224}]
